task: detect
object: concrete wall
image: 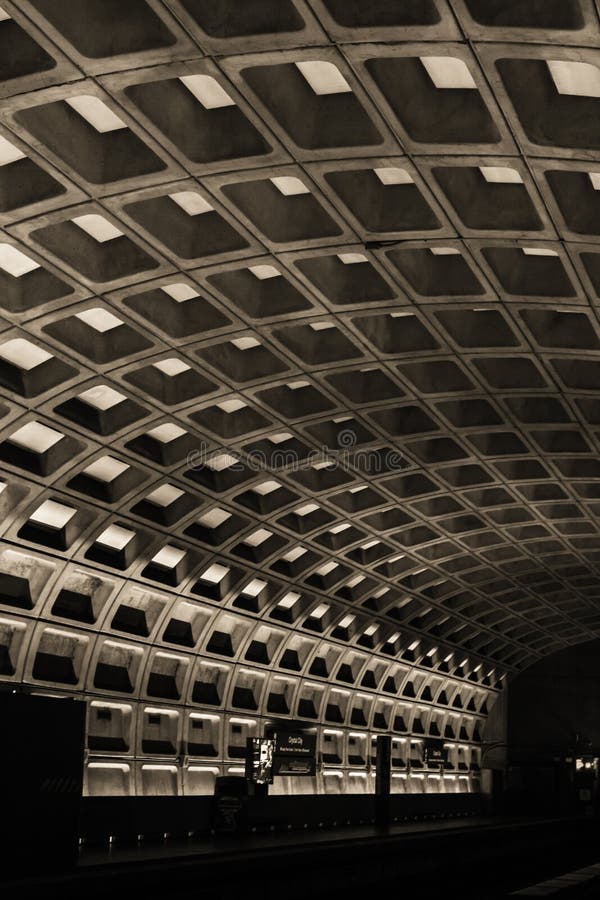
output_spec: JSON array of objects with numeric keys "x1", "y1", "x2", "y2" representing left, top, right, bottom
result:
[{"x1": 507, "y1": 639, "x2": 600, "y2": 762}]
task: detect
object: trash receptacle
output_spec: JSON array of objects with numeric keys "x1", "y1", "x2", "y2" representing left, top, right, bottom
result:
[{"x1": 212, "y1": 775, "x2": 248, "y2": 835}]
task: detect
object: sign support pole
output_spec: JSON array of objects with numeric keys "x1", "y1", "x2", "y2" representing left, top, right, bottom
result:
[{"x1": 375, "y1": 734, "x2": 392, "y2": 827}]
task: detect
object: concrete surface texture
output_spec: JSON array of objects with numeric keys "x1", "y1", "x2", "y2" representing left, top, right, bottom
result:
[{"x1": 0, "y1": 0, "x2": 597, "y2": 797}]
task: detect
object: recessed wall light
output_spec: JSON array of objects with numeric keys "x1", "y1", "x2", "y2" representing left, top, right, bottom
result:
[
  {"x1": 206, "y1": 452, "x2": 238, "y2": 471},
  {"x1": 338, "y1": 252, "x2": 368, "y2": 264},
  {"x1": 347, "y1": 574, "x2": 364, "y2": 587},
  {"x1": 373, "y1": 167, "x2": 413, "y2": 186},
  {"x1": 249, "y1": 264, "x2": 280, "y2": 279},
  {"x1": 217, "y1": 398, "x2": 247, "y2": 413},
  {"x1": 198, "y1": 508, "x2": 231, "y2": 528},
  {"x1": 252, "y1": 481, "x2": 281, "y2": 497},
  {"x1": 270, "y1": 176, "x2": 310, "y2": 196},
  {"x1": 151, "y1": 546, "x2": 186, "y2": 568},
  {"x1": 147, "y1": 423, "x2": 186, "y2": 443},
  {"x1": 283, "y1": 546, "x2": 306, "y2": 562},
  {"x1": 0, "y1": 134, "x2": 25, "y2": 167},
  {"x1": 76, "y1": 308, "x2": 122, "y2": 332},
  {"x1": 330, "y1": 523, "x2": 351, "y2": 534},
  {"x1": 244, "y1": 528, "x2": 272, "y2": 547},
  {"x1": 169, "y1": 191, "x2": 213, "y2": 216},
  {"x1": 79, "y1": 384, "x2": 127, "y2": 410},
  {"x1": 231, "y1": 336, "x2": 260, "y2": 351},
  {"x1": 479, "y1": 166, "x2": 523, "y2": 184},
  {"x1": 30, "y1": 499, "x2": 77, "y2": 530},
  {"x1": 252, "y1": 480, "x2": 280, "y2": 496},
  {"x1": 420, "y1": 56, "x2": 477, "y2": 90},
  {"x1": 96, "y1": 524, "x2": 135, "y2": 551},
  {"x1": 72, "y1": 214, "x2": 123, "y2": 242},
  {"x1": 152, "y1": 358, "x2": 191, "y2": 376},
  {"x1": 0, "y1": 244, "x2": 39, "y2": 277},
  {"x1": 66, "y1": 95, "x2": 127, "y2": 133},
  {"x1": 242, "y1": 578, "x2": 267, "y2": 596},
  {"x1": 547, "y1": 59, "x2": 600, "y2": 98},
  {"x1": 521, "y1": 247, "x2": 558, "y2": 257},
  {"x1": 161, "y1": 283, "x2": 199, "y2": 302},
  {"x1": 201, "y1": 563, "x2": 230, "y2": 583},
  {"x1": 295, "y1": 503, "x2": 318, "y2": 516},
  {"x1": 179, "y1": 74, "x2": 235, "y2": 109},
  {"x1": 310, "y1": 601, "x2": 330, "y2": 617},
  {"x1": 388, "y1": 553, "x2": 406, "y2": 564},
  {"x1": 268, "y1": 432, "x2": 292, "y2": 444},
  {"x1": 0, "y1": 338, "x2": 52, "y2": 371},
  {"x1": 278, "y1": 591, "x2": 300, "y2": 609},
  {"x1": 295, "y1": 60, "x2": 352, "y2": 95},
  {"x1": 146, "y1": 485, "x2": 184, "y2": 507},
  {"x1": 83, "y1": 456, "x2": 129, "y2": 482}
]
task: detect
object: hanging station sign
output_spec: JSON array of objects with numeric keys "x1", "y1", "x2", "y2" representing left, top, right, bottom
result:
[
  {"x1": 273, "y1": 731, "x2": 317, "y2": 776},
  {"x1": 424, "y1": 738, "x2": 449, "y2": 768}
]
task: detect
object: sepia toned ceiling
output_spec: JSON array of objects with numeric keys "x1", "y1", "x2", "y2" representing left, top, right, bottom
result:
[{"x1": 2, "y1": 0, "x2": 600, "y2": 748}]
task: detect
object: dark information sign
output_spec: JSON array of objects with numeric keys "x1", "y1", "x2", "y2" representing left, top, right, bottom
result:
[
  {"x1": 275, "y1": 732, "x2": 317, "y2": 757},
  {"x1": 273, "y1": 731, "x2": 317, "y2": 776},
  {"x1": 424, "y1": 738, "x2": 448, "y2": 768}
]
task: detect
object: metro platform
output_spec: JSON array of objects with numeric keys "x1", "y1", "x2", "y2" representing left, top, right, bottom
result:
[{"x1": 5, "y1": 814, "x2": 600, "y2": 900}]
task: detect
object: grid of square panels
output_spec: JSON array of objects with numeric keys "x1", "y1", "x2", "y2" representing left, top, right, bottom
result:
[{"x1": 1, "y1": 0, "x2": 600, "y2": 794}]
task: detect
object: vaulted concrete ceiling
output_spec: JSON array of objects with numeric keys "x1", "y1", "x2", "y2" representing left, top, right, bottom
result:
[{"x1": 1, "y1": 1, "x2": 600, "y2": 749}]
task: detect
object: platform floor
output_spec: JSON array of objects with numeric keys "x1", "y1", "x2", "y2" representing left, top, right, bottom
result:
[
  {"x1": 78, "y1": 812, "x2": 499, "y2": 867},
  {"x1": 5, "y1": 814, "x2": 600, "y2": 900}
]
